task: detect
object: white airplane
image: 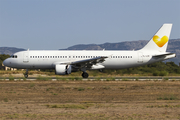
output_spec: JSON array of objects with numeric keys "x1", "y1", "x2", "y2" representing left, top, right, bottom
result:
[{"x1": 3, "y1": 24, "x2": 176, "y2": 78}]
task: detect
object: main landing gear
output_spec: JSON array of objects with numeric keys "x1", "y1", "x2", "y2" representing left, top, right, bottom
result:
[
  {"x1": 24, "y1": 69, "x2": 28, "y2": 78},
  {"x1": 82, "y1": 72, "x2": 89, "y2": 78}
]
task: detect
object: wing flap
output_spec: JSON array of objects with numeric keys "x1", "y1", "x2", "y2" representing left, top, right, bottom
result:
[
  {"x1": 71, "y1": 56, "x2": 108, "y2": 68},
  {"x1": 56, "y1": 56, "x2": 108, "y2": 69}
]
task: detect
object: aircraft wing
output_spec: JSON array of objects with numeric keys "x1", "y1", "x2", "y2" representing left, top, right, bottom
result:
[
  {"x1": 60, "y1": 56, "x2": 108, "y2": 69},
  {"x1": 152, "y1": 53, "x2": 176, "y2": 58}
]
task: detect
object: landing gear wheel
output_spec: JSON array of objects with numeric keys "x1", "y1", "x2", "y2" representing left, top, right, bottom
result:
[
  {"x1": 24, "y1": 74, "x2": 28, "y2": 78},
  {"x1": 82, "y1": 72, "x2": 89, "y2": 78},
  {"x1": 24, "y1": 69, "x2": 28, "y2": 78},
  {"x1": 99, "y1": 69, "x2": 104, "y2": 72}
]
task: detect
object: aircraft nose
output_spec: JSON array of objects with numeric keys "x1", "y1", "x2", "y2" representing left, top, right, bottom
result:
[{"x1": 3, "y1": 59, "x2": 10, "y2": 66}]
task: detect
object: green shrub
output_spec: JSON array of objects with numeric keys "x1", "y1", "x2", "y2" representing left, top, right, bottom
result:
[
  {"x1": 78, "y1": 87, "x2": 85, "y2": 91},
  {"x1": 153, "y1": 71, "x2": 159, "y2": 76},
  {"x1": 159, "y1": 71, "x2": 168, "y2": 76},
  {"x1": 46, "y1": 103, "x2": 94, "y2": 109},
  {"x1": 9, "y1": 75, "x2": 14, "y2": 81},
  {"x1": 157, "y1": 94, "x2": 178, "y2": 100},
  {"x1": 4, "y1": 98, "x2": 8, "y2": 102},
  {"x1": 36, "y1": 76, "x2": 49, "y2": 81},
  {"x1": 29, "y1": 83, "x2": 35, "y2": 87}
]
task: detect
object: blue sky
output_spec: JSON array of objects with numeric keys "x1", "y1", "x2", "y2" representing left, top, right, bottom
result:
[{"x1": 0, "y1": 0, "x2": 179, "y2": 50}]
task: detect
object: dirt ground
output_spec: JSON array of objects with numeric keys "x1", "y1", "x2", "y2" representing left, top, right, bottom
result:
[{"x1": 0, "y1": 80, "x2": 180, "y2": 120}]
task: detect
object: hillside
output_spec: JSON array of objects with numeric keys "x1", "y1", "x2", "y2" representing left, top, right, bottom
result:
[
  {"x1": 62, "y1": 40, "x2": 147, "y2": 50},
  {"x1": 0, "y1": 47, "x2": 25, "y2": 55},
  {"x1": 62, "y1": 39, "x2": 180, "y2": 51}
]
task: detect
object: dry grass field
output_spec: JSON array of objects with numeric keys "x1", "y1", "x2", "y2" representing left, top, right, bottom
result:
[{"x1": 0, "y1": 80, "x2": 180, "y2": 120}]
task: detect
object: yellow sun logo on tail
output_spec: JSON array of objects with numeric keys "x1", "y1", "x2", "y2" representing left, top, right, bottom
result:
[{"x1": 153, "y1": 35, "x2": 168, "y2": 47}]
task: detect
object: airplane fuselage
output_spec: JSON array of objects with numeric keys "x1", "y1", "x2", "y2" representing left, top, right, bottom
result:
[{"x1": 3, "y1": 50, "x2": 174, "y2": 70}]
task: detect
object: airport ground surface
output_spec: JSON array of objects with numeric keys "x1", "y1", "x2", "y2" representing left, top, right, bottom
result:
[{"x1": 0, "y1": 79, "x2": 180, "y2": 120}]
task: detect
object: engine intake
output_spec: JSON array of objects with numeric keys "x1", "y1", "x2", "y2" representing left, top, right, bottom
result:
[{"x1": 55, "y1": 64, "x2": 72, "y2": 75}]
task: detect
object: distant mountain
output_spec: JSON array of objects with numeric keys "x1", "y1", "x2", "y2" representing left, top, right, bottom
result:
[
  {"x1": 62, "y1": 40, "x2": 148, "y2": 50},
  {"x1": 61, "y1": 39, "x2": 180, "y2": 64},
  {"x1": 166, "y1": 39, "x2": 180, "y2": 65},
  {"x1": 0, "y1": 47, "x2": 25, "y2": 55},
  {"x1": 1, "y1": 39, "x2": 180, "y2": 64}
]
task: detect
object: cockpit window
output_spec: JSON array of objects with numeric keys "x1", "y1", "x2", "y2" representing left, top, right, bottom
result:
[{"x1": 10, "y1": 55, "x2": 18, "y2": 58}]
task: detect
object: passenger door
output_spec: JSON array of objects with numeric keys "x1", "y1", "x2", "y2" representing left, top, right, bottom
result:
[{"x1": 23, "y1": 52, "x2": 29, "y2": 63}]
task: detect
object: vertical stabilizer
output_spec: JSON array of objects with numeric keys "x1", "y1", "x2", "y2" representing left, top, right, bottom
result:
[{"x1": 140, "y1": 24, "x2": 172, "y2": 52}]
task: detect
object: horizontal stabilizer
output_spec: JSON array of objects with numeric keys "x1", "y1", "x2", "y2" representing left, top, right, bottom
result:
[{"x1": 152, "y1": 53, "x2": 176, "y2": 58}]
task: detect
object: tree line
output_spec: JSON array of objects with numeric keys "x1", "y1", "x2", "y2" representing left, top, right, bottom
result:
[
  {"x1": 0, "y1": 54, "x2": 10, "y2": 66},
  {"x1": 102, "y1": 61, "x2": 180, "y2": 76}
]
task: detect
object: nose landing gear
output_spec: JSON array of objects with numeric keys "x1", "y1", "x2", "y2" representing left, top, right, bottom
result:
[{"x1": 24, "y1": 69, "x2": 28, "y2": 78}]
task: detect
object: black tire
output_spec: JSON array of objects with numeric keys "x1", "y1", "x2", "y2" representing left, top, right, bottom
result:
[
  {"x1": 82, "y1": 72, "x2": 89, "y2": 78},
  {"x1": 24, "y1": 74, "x2": 28, "y2": 78},
  {"x1": 99, "y1": 69, "x2": 103, "y2": 72}
]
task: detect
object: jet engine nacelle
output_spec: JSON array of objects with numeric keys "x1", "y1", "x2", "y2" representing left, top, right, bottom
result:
[{"x1": 55, "y1": 64, "x2": 72, "y2": 75}]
